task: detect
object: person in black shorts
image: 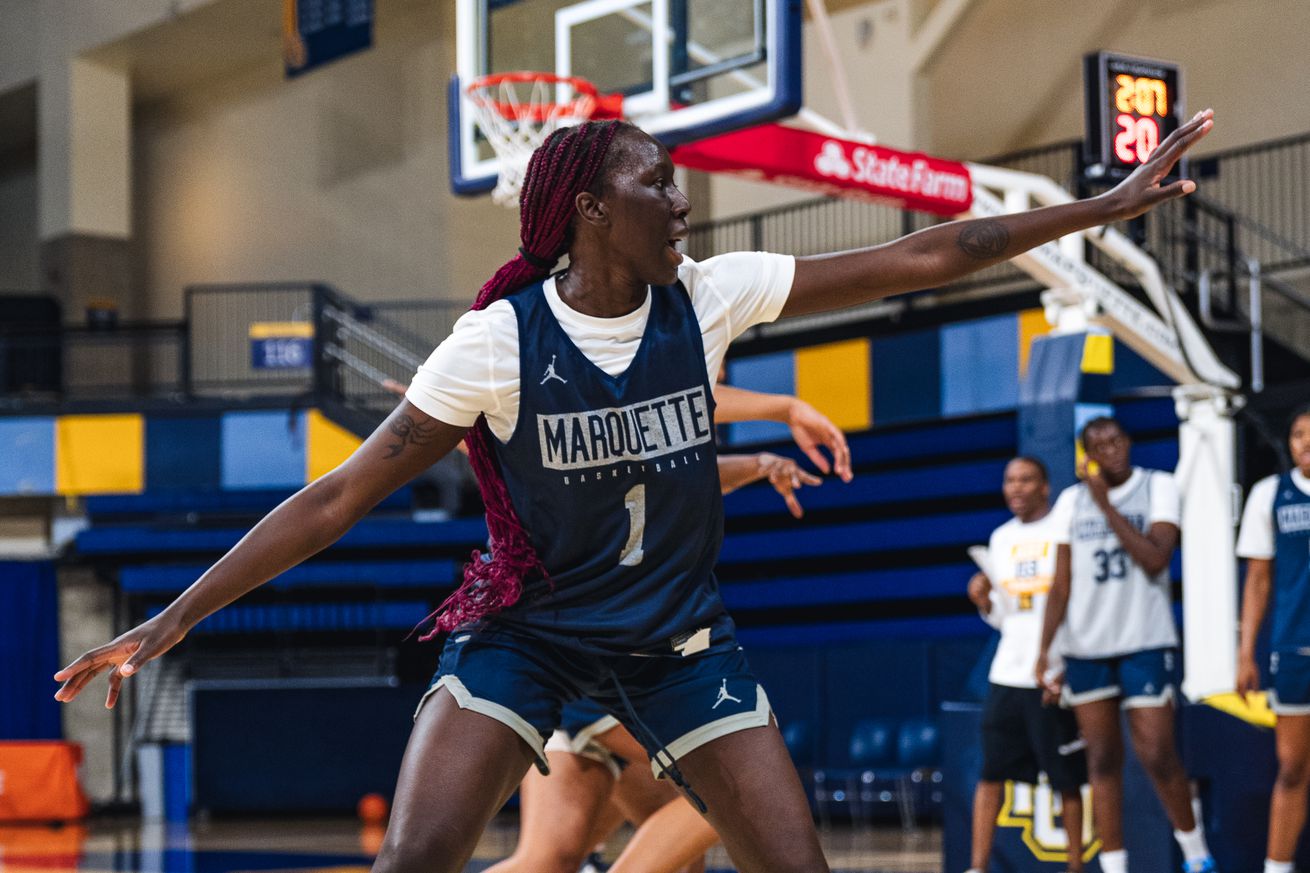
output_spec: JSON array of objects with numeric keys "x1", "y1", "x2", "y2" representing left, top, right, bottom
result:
[{"x1": 967, "y1": 457, "x2": 1088, "y2": 873}]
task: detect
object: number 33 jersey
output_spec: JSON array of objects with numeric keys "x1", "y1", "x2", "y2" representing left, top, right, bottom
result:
[
  {"x1": 492, "y1": 281, "x2": 727, "y2": 654},
  {"x1": 1053, "y1": 467, "x2": 1180, "y2": 658}
]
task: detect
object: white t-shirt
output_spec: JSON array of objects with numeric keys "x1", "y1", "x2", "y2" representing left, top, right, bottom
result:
[
  {"x1": 1237, "y1": 470, "x2": 1310, "y2": 559},
  {"x1": 1048, "y1": 467, "x2": 1181, "y2": 540},
  {"x1": 405, "y1": 252, "x2": 795, "y2": 440},
  {"x1": 984, "y1": 513, "x2": 1066, "y2": 688},
  {"x1": 1049, "y1": 467, "x2": 1181, "y2": 657}
]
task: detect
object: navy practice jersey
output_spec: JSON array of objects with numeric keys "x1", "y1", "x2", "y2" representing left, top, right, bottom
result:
[
  {"x1": 1273, "y1": 472, "x2": 1310, "y2": 651},
  {"x1": 491, "y1": 280, "x2": 729, "y2": 654}
]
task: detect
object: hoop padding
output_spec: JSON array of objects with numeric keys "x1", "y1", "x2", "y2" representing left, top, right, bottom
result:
[{"x1": 466, "y1": 73, "x2": 621, "y2": 207}]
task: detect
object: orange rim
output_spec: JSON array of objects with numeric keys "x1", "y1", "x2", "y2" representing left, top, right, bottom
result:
[{"x1": 467, "y1": 72, "x2": 622, "y2": 122}]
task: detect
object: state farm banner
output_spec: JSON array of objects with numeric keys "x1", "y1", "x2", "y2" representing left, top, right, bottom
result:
[{"x1": 672, "y1": 124, "x2": 973, "y2": 216}]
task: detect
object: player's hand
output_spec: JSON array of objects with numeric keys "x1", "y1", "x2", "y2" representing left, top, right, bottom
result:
[
  {"x1": 758, "y1": 452, "x2": 823, "y2": 519},
  {"x1": 1104, "y1": 109, "x2": 1213, "y2": 222},
  {"x1": 1236, "y1": 655, "x2": 1262, "y2": 700},
  {"x1": 786, "y1": 398, "x2": 852, "y2": 483},
  {"x1": 967, "y1": 572, "x2": 992, "y2": 614},
  {"x1": 54, "y1": 612, "x2": 188, "y2": 709},
  {"x1": 1041, "y1": 671, "x2": 1065, "y2": 707},
  {"x1": 1078, "y1": 459, "x2": 1110, "y2": 506},
  {"x1": 1034, "y1": 651, "x2": 1050, "y2": 690}
]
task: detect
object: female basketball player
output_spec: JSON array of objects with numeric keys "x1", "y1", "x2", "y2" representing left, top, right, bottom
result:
[
  {"x1": 1237, "y1": 405, "x2": 1310, "y2": 873},
  {"x1": 491, "y1": 387, "x2": 840, "y2": 873},
  {"x1": 1037, "y1": 417, "x2": 1213, "y2": 873},
  {"x1": 55, "y1": 110, "x2": 1214, "y2": 873}
]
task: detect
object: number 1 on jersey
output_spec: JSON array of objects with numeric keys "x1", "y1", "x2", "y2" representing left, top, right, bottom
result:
[{"x1": 620, "y1": 484, "x2": 646, "y2": 566}]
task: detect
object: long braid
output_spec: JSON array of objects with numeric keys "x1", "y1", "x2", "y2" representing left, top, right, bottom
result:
[{"x1": 422, "y1": 120, "x2": 626, "y2": 636}]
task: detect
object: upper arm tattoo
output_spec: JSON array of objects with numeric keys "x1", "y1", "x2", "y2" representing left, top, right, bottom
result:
[
  {"x1": 956, "y1": 220, "x2": 1011, "y2": 260},
  {"x1": 384, "y1": 413, "x2": 441, "y2": 459}
]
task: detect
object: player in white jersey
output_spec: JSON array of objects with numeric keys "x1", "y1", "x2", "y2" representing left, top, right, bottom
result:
[
  {"x1": 1236, "y1": 405, "x2": 1310, "y2": 873},
  {"x1": 965, "y1": 457, "x2": 1087, "y2": 873},
  {"x1": 1038, "y1": 417, "x2": 1215, "y2": 873}
]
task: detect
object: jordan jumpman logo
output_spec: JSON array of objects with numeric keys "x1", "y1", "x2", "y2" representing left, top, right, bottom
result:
[
  {"x1": 712, "y1": 679, "x2": 742, "y2": 710},
  {"x1": 540, "y1": 354, "x2": 567, "y2": 385}
]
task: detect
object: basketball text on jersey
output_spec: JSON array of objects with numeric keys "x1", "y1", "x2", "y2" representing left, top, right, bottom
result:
[
  {"x1": 1277, "y1": 503, "x2": 1310, "y2": 534},
  {"x1": 536, "y1": 385, "x2": 713, "y2": 471},
  {"x1": 1073, "y1": 513, "x2": 1147, "y2": 540}
]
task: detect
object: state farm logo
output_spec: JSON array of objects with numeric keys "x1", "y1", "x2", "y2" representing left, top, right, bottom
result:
[
  {"x1": 812, "y1": 139, "x2": 971, "y2": 205},
  {"x1": 814, "y1": 141, "x2": 853, "y2": 179}
]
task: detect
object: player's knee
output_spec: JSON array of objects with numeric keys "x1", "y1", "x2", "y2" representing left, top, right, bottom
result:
[
  {"x1": 1133, "y1": 738, "x2": 1181, "y2": 779},
  {"x1": 537, "y1": 847, "x2": 590, "y2": 873},
  {"x1": 1084, "y1": 745, "x2": 1122, "y2": 779},
  {"x1": 1276, "y1": 755, "x2": 1310, "y2": 790},
  {"x1": 758, "y1": 842, "x2": 831, "y2": 872},
  {"x1": 372, "y1": 830, "x2": 466, "y2": 873}
]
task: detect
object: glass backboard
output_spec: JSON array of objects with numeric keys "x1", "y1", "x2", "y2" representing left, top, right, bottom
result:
[{"x1": 450, "y1": 0, "x2": 801, "y2": 196}]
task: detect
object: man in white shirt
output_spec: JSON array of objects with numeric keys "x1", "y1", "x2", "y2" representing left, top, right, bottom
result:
[
  {"x1": 1038, "y1": 417, "x2": 1214, "y2": 873},
  {"x1": 966, "y1": 456, "x2": 1087, "y2": 873}
]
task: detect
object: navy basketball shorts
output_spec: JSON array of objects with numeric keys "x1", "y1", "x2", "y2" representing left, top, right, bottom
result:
[
  {"x1": 1062, "y1": 647, "x2": 1178, "y2": 709},
  {"x1": 545, "y1": 698, "x2": 625, "y2": 778},
  {"x1": 1269, "y1": 650, "x2": 1310, "y2": 716},
  {"x1": 980, "y1": 683, "x2": 1087, "y2": 792},
  {"x1": 415, "y1": 622, "x2": 771, "y2": 776}
]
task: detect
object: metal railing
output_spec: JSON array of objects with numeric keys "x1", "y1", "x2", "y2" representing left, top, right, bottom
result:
[
  {"x1": 0, "y1": 321, "x2": 187, "y2": 406},
  {"x1": 182, "y1": 282, "x2": 461, "y2": 413}
]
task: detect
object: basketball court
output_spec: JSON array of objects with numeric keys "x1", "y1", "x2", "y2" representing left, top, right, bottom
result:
[{"x1": 2, "y1": 1, "x2": 1309, "y2": 873}]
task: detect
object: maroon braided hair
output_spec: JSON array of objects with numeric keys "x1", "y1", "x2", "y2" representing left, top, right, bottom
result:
[{"x1": 422, "y1": 119, "x2": 627, "y2": 637}]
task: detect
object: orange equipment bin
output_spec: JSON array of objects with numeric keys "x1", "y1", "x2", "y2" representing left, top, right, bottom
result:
[{"x1": 0, "y1": 741, "x2": 89, "y2": 822}]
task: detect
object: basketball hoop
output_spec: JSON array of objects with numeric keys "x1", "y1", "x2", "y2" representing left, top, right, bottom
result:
[{"x1": 466, "y1": 72, "x2": 623, "y2": 207}]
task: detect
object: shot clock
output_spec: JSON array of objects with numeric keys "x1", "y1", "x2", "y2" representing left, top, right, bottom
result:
[{"x1": 1084, "y1": 52, "x2": 1184, "y2": 181}]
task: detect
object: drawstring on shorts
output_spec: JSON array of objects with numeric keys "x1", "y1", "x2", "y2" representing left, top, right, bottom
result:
[{"x1": 606, "y1": 667, "x2": 708, "y2": 814}]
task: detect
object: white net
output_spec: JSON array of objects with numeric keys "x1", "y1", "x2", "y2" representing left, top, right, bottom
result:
[{"x1": 467, "y1": 74, "x2": 601, "y2": 207}]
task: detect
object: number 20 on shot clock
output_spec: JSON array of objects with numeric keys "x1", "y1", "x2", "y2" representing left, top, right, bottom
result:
[{"x1": 1083, "y1": 51, "x2": 1183, "y2": 180}]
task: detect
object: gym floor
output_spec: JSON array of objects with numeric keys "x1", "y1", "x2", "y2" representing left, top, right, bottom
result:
[{"x1": 3, "y1": 818, "x2": 943, "y2": 873}]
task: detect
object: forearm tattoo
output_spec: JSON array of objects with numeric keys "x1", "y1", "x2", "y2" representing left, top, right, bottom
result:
[
  {"x1": 385, "y1": 414, "x2": 440, "y2": 459},
  {"x1": 956, "y1": 220, "x2": 1011, "y2": 260}
]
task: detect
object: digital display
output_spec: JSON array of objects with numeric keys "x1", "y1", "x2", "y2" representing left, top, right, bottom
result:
[{"x1": 1084, "y1": 52, "x2": 1183, "y2": 180}]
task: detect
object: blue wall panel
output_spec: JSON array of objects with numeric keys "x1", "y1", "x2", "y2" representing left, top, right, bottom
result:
[
  {"x1": 872, "y1": 329, "x2": 941, "y2": 424},
  {"x1": 727, "y1": 351, "x2": 795, "y2": 444},
  {"x1": 147, "y1": 415, "x2": 221, "y2": 491},
  {"x1": 1113, "y1": 343, "x2": 1171, "y2": 393},
  {"x1": 221, "y1": 411, "x2": 306, "y2": 490},
  {"x1": 0, "y1": 417, "x2": 55, "y2": 495},
  {"x1": 0, "y1": 561, "x2": 61, "y2": 738},
  {"x1": 941, "y1": 316, "x2": 1019, "y2": 416}
]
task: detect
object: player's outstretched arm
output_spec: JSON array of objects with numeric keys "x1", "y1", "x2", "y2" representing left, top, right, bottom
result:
[
  {"x1": 717, "y1": 452, "x2": 821, "y2": 518},
  {"x1": 714, "y1": 385, "x2": 852, "y2": 482},
  {"x1": 54, "y1": 401, "x2": 467, "y2": 708},
  {"x1": 1237, "y1": 557, "x2": 1273, "y2": 698},
  {"x1": 783, "y1": 110, "x2": 1214, "y2": 318}
]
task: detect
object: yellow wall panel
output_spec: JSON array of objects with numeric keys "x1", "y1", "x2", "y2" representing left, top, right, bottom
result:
[
  {"x1": 55, "y1": 414, "x2": 144, "y2": 495},
  {"x1": 306, "y1": 409, "x2": 362, "y2": 481},
  {"x1": 794, "y1": 338, "x2": 872, "y2": 432},
  {"x1": 1081, "y1": 333, "x2": 1115, "y2": 374},
  {"x1": 1017, "y1": 308, "x2": 1052, "y2": 376}
]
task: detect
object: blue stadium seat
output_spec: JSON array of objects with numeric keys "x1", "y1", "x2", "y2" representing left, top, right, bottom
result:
[
  {"x1": 849, "y1": 719, "x2": 897, "y2": 768},
  {"x1": 781, "y1": 720, "x2": 814, "y2": 768},
  {"x1": 897, "y1": 719, "x2": 941, "y2": 768}
]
